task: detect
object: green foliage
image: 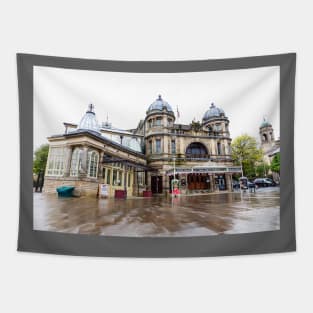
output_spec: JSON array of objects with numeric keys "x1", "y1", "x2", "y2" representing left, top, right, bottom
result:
[
  {"x1": 270, "y1": 152, "x2": 280, "y2": 173},
  {"x1": 255, "y1": 163, "x2": 270, "y2": 177},
  {"x1": 33, "y1": 144, "x2": 49, "y2": 174},
  {"x1": 231, "y1": 134, "x2": 263, "y2": 178}
]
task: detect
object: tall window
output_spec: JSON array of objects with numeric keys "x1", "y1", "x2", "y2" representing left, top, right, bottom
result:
[
  {"x1": 46, "y1": 147, "x2": 64, "y2": 176},
  {"x1": 70, "y1": 148, "x2": 81, "y2": 176},
  {"x1": 149, "y1": 140, "x2": 153, "y2": 154},
  {"x1": 217, "y1": 142, "x2": 222, "y2": 155},
  {"x1": 155, "y1": 139, "x2": 161, "y2": 153},
  {"x1": 106, "y1": 168, "x2": 111, "y2": 184},
  {"x1": 137, "y1": 172, "x2": 145, "y2": 186},
  {"x1": 171, "y1": 139, "x2": 176, "y2": 154},
  {"x1": 155, "y1": 117, "x2": 162, "y2": 126},
  {"x1": 215, "y1": 123, "x2": 222, "y2": 131},
  {"x1": 87, "y1": 150, "x2": 99, "y2": 178},
  {"x1": 112, "y1": 169, "x2": 123, "y2": 186}
]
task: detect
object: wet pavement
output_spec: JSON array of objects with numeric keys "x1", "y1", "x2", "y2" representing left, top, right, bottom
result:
[{"x1": 33, "y1": 187, "x2": 280, "y2": 237}]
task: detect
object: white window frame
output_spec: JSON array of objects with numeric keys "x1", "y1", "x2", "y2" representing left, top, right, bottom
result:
[
  {"x1": 87, "y1": 150, "x2": 99, "y2": 178},
  {"x1": 70, "y1": 147, "x2": 81, "y2": 177},
  {"x1": 46, "y1": 147, "x2": 64, "y2": 176}
]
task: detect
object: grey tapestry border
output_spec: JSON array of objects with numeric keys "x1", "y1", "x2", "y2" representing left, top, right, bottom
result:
[{"x1": 17, "y1": 53, "x2": 296, "y2": 257}]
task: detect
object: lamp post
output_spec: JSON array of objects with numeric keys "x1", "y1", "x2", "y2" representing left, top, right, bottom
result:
[{"x1": 239, "y1": 156, "x2": 244, "y2": 177}]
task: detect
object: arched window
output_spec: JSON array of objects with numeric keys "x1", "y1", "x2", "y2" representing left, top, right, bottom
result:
[
  {"x1": 262, "y1": 134, "x2": 268, "y2": 142},
  {"x1": 70, "y1": 147, "x2": 82, "y2": 176},
  {"x1": 186, "y1": 142, "x2": 208, "y2": 156},
  {"x1": 87, "y1": 150, "x2": 99, "y2": 178}
]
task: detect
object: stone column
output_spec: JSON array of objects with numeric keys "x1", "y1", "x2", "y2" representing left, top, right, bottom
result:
[
  {"x1": 63, "y1": 146, "x2": 73, "y2": 177},
  {"x1": 146, "y1": 171, "x2": 152, "y2": 190},
  {"x1": 79, "y1": 146, "x2": 88, "y2": 178},
  {"x1": 133, "y1": 168, "x2": 138, "y2": 196},
  {"x1": 209, "y1": 174, "x2": 214, "y2": 192},
  {"x1": 98, "y1": 151, "x2": 104, "y2": 181},
  {"x1": 162, "y1": 172, "x2": 168, "y2": 196},
  {"x1": 225, "y1": 173, "x2": 233, "y2": 191}
]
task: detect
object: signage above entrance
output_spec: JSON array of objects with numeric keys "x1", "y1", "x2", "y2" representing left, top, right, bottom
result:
[{"x1": 166, "y1": 166, "x2": 242, "y2": 176}]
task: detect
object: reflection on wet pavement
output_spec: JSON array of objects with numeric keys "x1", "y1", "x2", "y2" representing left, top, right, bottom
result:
[{"x1": 33, "y1": 187, "x2": 280, "y2": 237}]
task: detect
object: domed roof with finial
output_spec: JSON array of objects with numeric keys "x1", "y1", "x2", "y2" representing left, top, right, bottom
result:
[
  {"x1": 260, "y1": 117, "x2": 272, "y2": 129},
  {"x1": 202, "y1": 102, "x2": 225, "y2": 122},
  {"x1": 77, "y1": 104, "x2": 100, "y2": 133},
  {"x1": 147, "y1": 95, "x2": 174, "y2": 114}
]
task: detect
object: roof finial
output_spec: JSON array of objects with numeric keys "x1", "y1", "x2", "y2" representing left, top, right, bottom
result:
[
  {"x1": 210, "y1": 102, "x2": 215, "y2": 107},
  {"x1": 158, "y1": 94, "x2": 162, "y2": 100},
  {"x1": 88, "y1": 103, "x2": 94, "y2": 112}
]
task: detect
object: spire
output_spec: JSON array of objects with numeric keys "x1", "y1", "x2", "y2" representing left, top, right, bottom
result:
[{"x1": 87, "y1": 103, "x2": 95, "y2": 114}]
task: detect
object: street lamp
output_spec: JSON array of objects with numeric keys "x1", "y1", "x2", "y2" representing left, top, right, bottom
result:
[{"x1": 239, "y1": 155, "x2": 244, "y2": 177}]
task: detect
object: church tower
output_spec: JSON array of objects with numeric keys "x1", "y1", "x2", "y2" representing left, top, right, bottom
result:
[{"x1": 259, "y1": 117, "x2": 275, "y2": 153}]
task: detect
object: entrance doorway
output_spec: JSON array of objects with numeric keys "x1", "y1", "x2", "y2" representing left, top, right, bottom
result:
[
  {"x1": 215, "y1": 174, "x2": 226, "y2": 190},
  {"x1": 187, "y1": 173, "x2": 209, "y2": 190},
  {"x1": 151, "y1": 176, "x2": 163, "y2": 194}
]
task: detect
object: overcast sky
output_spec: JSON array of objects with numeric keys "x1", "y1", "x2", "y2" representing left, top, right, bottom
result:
[{"x1": 34, "y1": 65, "x2": 279, "y2": 149}]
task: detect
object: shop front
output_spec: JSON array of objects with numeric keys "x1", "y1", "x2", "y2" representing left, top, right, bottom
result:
[{"x1": 166, "y1": 166, "x2": 242, "y2": 193}]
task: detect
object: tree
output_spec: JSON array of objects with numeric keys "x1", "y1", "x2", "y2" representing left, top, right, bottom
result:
[
  {"x1": 270, "y1": 152, "x2": 280, "y2": 173},
  {"x1": 255, "y1": 162, "x2": 270, "y2": 177},
  {"x1": 231, "y1": 134, "x2": 263, "y2": 178},
  {"x1": 33, "y1": 144, "x2": 49, "y2": 174}
]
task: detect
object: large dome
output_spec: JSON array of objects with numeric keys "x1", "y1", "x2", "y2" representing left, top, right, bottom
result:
[
  {"x1": 147, "y1": 95, "x2": 174, "y2": 114},
  {"x1": 77, "y1": 104, "x2": 100, "y2": 133},
  {"x1": 202, "y1": 103, "x2": 225, "y2": 122}
]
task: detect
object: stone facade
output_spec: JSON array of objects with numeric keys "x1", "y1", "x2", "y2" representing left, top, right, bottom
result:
[
  {"x1": 44, "y1": 98, "x2": 242, "y2": 197},
  {"x1": 259, "y1": 118, "x2": 280, "y2": 182}
]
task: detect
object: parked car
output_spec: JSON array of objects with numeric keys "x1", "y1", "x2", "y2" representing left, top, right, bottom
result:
[{"x1": 253, "y1": 178, "x2": 276, "y2": 187}]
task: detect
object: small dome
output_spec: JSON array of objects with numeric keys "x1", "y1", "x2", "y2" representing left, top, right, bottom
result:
[
  {"x1": 260, "y1": 118, "x2": 272, "y2": 128},
  {"x1": 77, "y1": 104, "x2": 100, "y2": 133},
  {"x1": 147, "y1": 95, "x2": 174, "y2": 114},
  {"x1": 202, "y1": 103, "x2": 225, "y2": 122}
]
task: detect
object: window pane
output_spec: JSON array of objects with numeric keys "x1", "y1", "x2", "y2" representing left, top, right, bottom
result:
[
  {"x1": 106, "y1": 169, "x2": 111, "y2": 184},
  {"x1": 171, "y1": 140, "x2": 176, "y2": 154},
  {"x1": 156, "y1": 139, "x2": 161, "y2": 153}
]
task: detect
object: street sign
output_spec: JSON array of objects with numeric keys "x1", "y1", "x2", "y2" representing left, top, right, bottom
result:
[{"x1": 98, "y1": 183, "x2": 109, "y2": 198}]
